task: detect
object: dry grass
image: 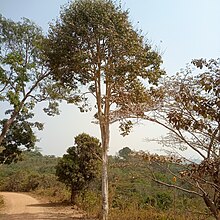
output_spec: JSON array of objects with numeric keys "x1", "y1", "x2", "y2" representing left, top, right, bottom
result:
[
  {"x1": 0, "y1": 195, "x2": 4, "y2": 209},
  {"x1": 30, "y1": 189, "x2": 215, "y2": 220},
  {"x1": 109, "y1": 207, "x2": 214, "y2": 220},
  {"x1": 34, "y1": 186, "x2": 70, "y2": 203}
]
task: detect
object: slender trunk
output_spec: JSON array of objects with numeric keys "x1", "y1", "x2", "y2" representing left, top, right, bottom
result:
[
  {"x1": 94, "y1": 41, "x2": 111, "y2": 219},
  {"x1": 102, "y1": 144, "x2": 109, "y2": 220},
  {"x1": 100, "y1": 122, "x2": 110, "y2": 220}
]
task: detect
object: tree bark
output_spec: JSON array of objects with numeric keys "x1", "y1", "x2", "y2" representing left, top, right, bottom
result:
[
  {"x1": 70, "y1": 187, "x2": 77, "y2": 205},
  {"x1": 100, "y1": 123, "x2": 109, "y2": 220},
  {"x1": 95, "y1": 46, "x2": 111, "y2": 219},
  {"x1": 102, "y1": 146, "x2": 108, "y2": 220},
  {"x1": 203, "y1": 194, "x2": 220, "y2": 220}
]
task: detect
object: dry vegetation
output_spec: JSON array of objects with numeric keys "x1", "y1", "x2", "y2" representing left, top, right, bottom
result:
[{"x1": 0, "y1": 150, "x2": 215, "y2": 220}]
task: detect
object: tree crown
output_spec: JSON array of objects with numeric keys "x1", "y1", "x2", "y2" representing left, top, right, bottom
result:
[{"x1": 45, "y1": 0, "x2": 164, "y2": 119}]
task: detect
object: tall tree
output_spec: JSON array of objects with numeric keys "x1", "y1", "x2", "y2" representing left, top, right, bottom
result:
[
  {"x1": 0, "y1": 15, "x2": 64, "y2": 152},
  {"x1": 0, "y1": 15, "x2": 44, "y2": 145},
  {"x1": 45, "y1": 0, "x2": 164, "y2": 218},
  {"x1": 142, "y1": 58, "x2": 220, "y2": 219},
  {"x1": 56, "y1": 133, "x2": 101, "y2": 204}
]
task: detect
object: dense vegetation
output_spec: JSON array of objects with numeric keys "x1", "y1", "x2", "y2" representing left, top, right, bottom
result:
[
  {"x1": 0, "y1": 148, "x2": 212, "y2": 219},
  {"x1": 0, "y1": 151, "x2": 64, "y2": 197}
]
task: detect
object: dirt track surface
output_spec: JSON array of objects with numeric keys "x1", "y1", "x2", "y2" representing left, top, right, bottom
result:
[{"x1": 0, "y1": 192, "x2": 85, "y2": 220}]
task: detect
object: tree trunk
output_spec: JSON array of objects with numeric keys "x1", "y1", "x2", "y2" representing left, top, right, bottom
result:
[
  {"x1": 71, "y1": 187, "x2": 77, "y2": 205},
  {"x1": 100, "y1": 123, "x2": 110, "y2": 220},
  {"x1": 203, "y1": 194, "x2": 219, "y2": 220},
  {"x1": 95, "y1": 58, "x2": 111, "y2": 219},
  {"x1": 102, "y1": 144, "x2": 109, "y2": 220}
]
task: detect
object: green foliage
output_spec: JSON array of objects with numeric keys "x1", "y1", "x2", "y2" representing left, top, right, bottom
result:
[
  {"x1": 45, "y1": 0, "x2": 165, "y2": 126},
  {"x1": 0, "y1": 15, "x2": 66, "y2": 162},
  {"x1": 0, "y1": 147, "x2": 210, "y2": 219},
  {"x1": 56, "y1": 133, "x2": 101, "y2": 203},
  {"x1": 0, "y1": 150, "x2": 71, "y2": 202},
  {"x1": 0, "y1": 15, "x2": 49, "y2": 162},
  {"x1": 0, "y1": 150, "x2": 62, "y2": 194},
  {"x1": 118, "y1": 147, "x2": 132, "y2": 160},
  {"x1": 155, "y1": 192, "x2": 173, "y2": 210},
  {"x1": 0, "y1": 112, "x2": 40, "y2": 164},
  {"x1": 1, "y1": 170, "x2": 40, "y2": 192},
  {"x1": 76, "y1": 189, "x2": 102, "y2": 217},
  {"x1": 0, "y1": 15, "x2": 45, "y2": 109},
  {"x1": 107, "y1": 151, "x2": 207, "y2": 219}
]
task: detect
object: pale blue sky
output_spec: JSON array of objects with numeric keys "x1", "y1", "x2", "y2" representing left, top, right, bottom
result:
[{"x1": 1, "y1": 0, "x2": 220, "y2": 157}]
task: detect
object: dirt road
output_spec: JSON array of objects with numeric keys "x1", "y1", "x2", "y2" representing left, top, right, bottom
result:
[{"x1": 0, "y1": 192, "x2": 84, "y2": 220}]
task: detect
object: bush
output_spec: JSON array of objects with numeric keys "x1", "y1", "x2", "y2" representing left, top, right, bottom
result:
[
  {"x1": 156, "y1": 192, "x2": 173, "y2": 210},
  {"x1": 0, "y1": 171, "x2": 41, "y2": 192},
  {"x1": 76, "y1": 189, "x2": 101, "y2": 217}
]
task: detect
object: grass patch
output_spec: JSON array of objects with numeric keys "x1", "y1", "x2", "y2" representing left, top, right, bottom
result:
[{"x1": 109, "y1": 207, "x2": 211, "y2": 220}]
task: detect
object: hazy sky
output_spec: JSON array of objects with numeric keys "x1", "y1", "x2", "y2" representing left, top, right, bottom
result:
[{"x1": 1, "y1": 0, "x2": 220, "y2": 157}]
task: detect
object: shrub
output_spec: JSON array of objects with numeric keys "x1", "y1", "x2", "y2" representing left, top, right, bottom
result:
[{"x1": 156, "y1": 192, "x2": 173, "y2": 210}]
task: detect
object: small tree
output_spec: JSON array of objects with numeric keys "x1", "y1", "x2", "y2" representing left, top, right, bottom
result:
[
  {"x1": 45, "y1": 1, "x2": 164, "y2": 218},
  {"x1": 118, "y1": 147, "x2": 132, "y2": 160},
  {"x1": 56, "y1": 133, "x2": 101, "y2": 204}
]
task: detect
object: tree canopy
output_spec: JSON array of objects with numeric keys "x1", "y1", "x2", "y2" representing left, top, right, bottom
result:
[
  {"x1": 0, "y1": 15, "x2": 45, "y2": 145},
  {"x1": 146, "y1": 58, "x2": 220, "y2": 159},
  {"x1": 45, "y1": 0, "x2": 164, "y2": 119},
  {"x1": 0, "y1": 15, "x2": 65, "y2": 161},
  {"x1": 0, "y1": 112, "x2": 41, "y2": 164},
  {"x1": 118, "y1": 147, "x2": 132, "y2": 160}
]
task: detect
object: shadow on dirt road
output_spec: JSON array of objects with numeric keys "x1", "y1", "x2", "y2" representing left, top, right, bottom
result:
[
  {"x1": 0, "y1": 192, "x2": 97, "y2": 220},
  {"x1": 0, "y1": 212, "x2": 87, "y2": 220},
  {"x1": 0, "y1": 212, "x2": 97, "y2": 220}
]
